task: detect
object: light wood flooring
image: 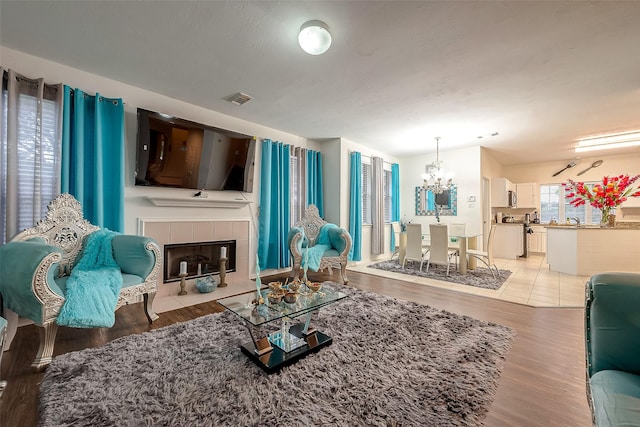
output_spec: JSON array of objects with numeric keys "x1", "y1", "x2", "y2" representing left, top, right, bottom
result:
[
  {"x1": 350, "y1": 253, "x2": 587, "y2": 307},
  {"x1": 0, "y1": 269, "x2": 591, "y2": 426}
]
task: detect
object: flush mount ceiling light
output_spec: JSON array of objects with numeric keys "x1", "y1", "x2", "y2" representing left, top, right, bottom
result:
[
  {"x1": 298, "y1": 20, "x2": 332, "y2": 55},
  {"x1": 575, "y1": 130, "x2": 640, "y2": 152}
]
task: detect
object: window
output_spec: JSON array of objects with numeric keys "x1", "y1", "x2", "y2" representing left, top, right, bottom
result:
[
  {"x1": 540, "y1": 185, "x2": 560, "y2": 223},
  {"x1": 383, "y1": 169, "x2": 392, "y2": 223},
  {"x1": 540, "y1": 182, "x2": 602, "y2": 224},
  {"x1": 362, "y1": 162, "x2": 371, "y2": 225},
  {"x1": 1, "y1": 79, "x2": 61, "y2": 244}
]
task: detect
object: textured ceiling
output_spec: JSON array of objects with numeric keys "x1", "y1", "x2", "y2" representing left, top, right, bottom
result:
[{"x1": 2, "y1": 1, "x2": 640, "y2": 165}]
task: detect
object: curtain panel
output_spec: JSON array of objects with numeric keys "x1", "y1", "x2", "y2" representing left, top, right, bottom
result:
[
  {"x1": 390, "y1": 163, "x2": 400, "y2": 251},
  {"x1": 348, "y1": 151, "x2": 362, "y2": 261},
  {"x1": 61, "y1": 87, "x2": 125, "y2": 232},
  {"x1": 306, "y1": 149, "x2": 324, "y2": 217},
  {"x1": 258, "y1": 139, "x2": 291, "y2": 269},
  {"x1": 291, "y1": 147, "x2": 307, "y2": 225},
  {"x1": 371, "y1": 156, "x2": 385, "y2": 255},
  {"x1": 0, "y1": 69, "x2": 63, "y2": 244}
]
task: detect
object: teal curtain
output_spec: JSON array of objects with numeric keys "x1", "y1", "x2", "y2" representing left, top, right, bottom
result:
[
  {"x1": 348, "y1": 152, "x2": 362, "y2": 261},
  {"x1": 61, "y1": 87, "x2": 125, "y2": 232},
  {"x1": 258, "y1": 139, "x2": 291, "y2": 269},
  {"x1": 306, "y1": 149, "x2": 324, "y2": 217},
  {"x1": 390, "y1": 163, "x2": 400, "y2": 252}
]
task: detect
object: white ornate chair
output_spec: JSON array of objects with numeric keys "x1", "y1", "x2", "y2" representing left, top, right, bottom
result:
[
  {"x1": 287, "y1": 204, "x2": 352, "y2": 284},
  {"x1": 0, "y1": 194, "x2": 161, "y2": 370}
]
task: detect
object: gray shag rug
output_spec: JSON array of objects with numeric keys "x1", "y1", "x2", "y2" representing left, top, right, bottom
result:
[
  {"x1": 40, "y1": 286, "x2": 515, "y2": 427},
  {"x1": 368, "y1": 260, "x2": 511, "y2": 290}
]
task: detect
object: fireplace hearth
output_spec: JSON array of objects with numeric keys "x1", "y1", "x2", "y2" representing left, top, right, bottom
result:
[{"x1": 164, "y1": 240, "x2": 236, "y2": 282}]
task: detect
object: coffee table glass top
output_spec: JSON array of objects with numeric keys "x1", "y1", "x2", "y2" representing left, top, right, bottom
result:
[{"x1": 217, "y1": 282, "x2": 347, "y2": 327}]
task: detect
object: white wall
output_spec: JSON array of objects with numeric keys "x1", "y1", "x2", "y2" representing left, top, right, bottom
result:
[
  {"x1": 1, "y1": 46, "x2": 312, "y2": 276},
  {"x1": 400, "y1": 145, "x2": 484, "y2": 236}
]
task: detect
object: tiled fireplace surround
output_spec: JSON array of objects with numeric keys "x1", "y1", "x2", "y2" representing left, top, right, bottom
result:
[{"x1": 139, "y1": 218, "x2": 257, "y2": 313}]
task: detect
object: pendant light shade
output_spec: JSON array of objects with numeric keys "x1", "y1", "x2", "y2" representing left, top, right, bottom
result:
[{"x1": 298, "y1": 20, "x2": 332, "y2": 55}]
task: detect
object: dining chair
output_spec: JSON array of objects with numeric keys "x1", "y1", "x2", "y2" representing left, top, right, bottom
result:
[
  {"x1": 424, "y1": 224, "x2": 458, "y2": 275},
  {"x1": 448, "y1": 223, "x2": 466, "y2": 251},
  {"x1": 402, "y1": 223, "x2": 428, "y2": 269},
  {"x1": 466, "y1": 224, "x2": 499, "y2": 279},
  {"x1": 390, "y1": 221, "x2": 401, "y2": 260}
]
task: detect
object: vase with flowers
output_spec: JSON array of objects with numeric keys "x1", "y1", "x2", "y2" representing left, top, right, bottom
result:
[{"x1": 563, "y1": 174, "x2": 640, "y2": 227}]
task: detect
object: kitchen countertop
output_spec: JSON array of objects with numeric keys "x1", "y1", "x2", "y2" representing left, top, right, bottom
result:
[{"x1": 545, "y1": 222, "x2": 640, "y2": 230}]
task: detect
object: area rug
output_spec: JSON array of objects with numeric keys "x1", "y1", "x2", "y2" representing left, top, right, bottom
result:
[
  {"x1": 368, "y1": 260, "x2": 511, "y2": 290},
  {"x1": 40, "y1": 286, "x2": 515, "y2": 426}
]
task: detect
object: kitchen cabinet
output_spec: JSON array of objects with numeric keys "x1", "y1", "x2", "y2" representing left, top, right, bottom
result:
[
  {"x1": 491, "y1": 178, "x2": 515, "y2": 207},
  {"x1": 493, "y1": 224, "x2": 524, "y2": 259},
  {"x1": 528, "y1": 225, "x2": 546, "y2": 253},
  {"x1": 516, "y1": 182, "x2": 538, "y2": 209}
]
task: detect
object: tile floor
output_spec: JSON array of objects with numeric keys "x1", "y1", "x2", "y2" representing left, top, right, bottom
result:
[{"x1": 348, "y1": 253, "x2": 587, "y2": 308}]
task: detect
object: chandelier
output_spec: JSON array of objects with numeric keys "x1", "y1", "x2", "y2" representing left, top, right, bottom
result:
[{"x1": 421, "y1": 137, "x2": 454, "y2": 194}]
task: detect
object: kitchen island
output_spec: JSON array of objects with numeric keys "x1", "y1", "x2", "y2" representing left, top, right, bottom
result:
[{"x1": 546, "y1": 224, "x2": 640, "y2": 276}]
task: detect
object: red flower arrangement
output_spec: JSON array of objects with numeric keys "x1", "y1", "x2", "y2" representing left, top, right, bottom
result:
[{"x1": 563, "y1": 174, "x2": 640, "y2": 224}]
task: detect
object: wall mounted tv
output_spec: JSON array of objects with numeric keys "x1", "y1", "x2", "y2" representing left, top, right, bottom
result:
[{"x1": 135, "y1": 108, "x2": 256, "y2": 193}]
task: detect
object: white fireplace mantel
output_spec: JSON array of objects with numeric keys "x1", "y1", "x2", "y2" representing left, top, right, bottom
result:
[{"x1": 145, "y1": 195, "x2": 252, "y2": 208}]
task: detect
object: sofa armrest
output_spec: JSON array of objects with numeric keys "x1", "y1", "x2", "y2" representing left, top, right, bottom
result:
[
  {"x1": 328, "y1": 227, "x2": 352, "y2": 257},
  {"x1": 287, "y1": 227, "x2": 304, "y2": 257},
  {"x1": 111, "y1": 235, "x2": 160, "y2": 280},
  {"x1": 586, "y1": 272, "x2": 640, "y2": 378},
  {"x1": 0, "y1": 241, "x2": 64, "y2": 324}
]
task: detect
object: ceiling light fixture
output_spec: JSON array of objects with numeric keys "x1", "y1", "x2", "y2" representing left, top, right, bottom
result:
[
  {"x1": 298, "y1": 20, "x2": 332, "y2": 55},
  {"x1": 575, "y1": 131, "x2": 640, "y2": 152},
  {"x1": 421, "y1": 137, "x2": 454, "y2": 194}
]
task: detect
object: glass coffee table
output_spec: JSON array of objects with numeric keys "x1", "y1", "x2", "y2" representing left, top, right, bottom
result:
[{"x1": 217, "y1": 282, "x2": 347, "y2": 374}]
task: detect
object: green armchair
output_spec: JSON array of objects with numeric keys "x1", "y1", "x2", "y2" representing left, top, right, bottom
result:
[
  {"x1": 0, "y1": 194, "x2": 161, "y2": 370},
  {"x1": 585, "y1": 272, "x2": 640, "y2": 426},
  {"x1": 287, "y1": 204, "x2": 351, "y2": 284}
]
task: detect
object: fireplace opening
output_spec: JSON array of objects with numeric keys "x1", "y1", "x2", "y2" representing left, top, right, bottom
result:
[{"x1": 163, "y1": 240, "x2": 236, "y2": 283}]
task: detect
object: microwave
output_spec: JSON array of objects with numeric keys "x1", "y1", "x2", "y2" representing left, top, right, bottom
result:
[{"x1": 508, "y1": 190, "x2": 518, "y2": 207}]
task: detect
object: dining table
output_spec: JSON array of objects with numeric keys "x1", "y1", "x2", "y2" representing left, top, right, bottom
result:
[{"x1": 400, "y1": 229, "x2": 480, "y2": 274}]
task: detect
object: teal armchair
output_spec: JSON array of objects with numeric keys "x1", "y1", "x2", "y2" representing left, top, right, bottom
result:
[
  {"x1": 0, "y1": 194, "x2": 161, "y2": 370},
  {"x1": 585, "y1": 272, "x2": 640, "y2": 426},
  {"x1": 287, "y1": 204, "x2": 352, "y2": 284}
]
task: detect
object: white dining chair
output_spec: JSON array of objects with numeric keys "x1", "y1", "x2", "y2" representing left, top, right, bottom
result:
[
  {"x1": 402, "y1": 223, "x2": 428, "y2": 269},
  {"x1": 467, "y1": 224, "x2": 499, "y2": 279},
  {"x1": 448, "y1": 223, "x2": 466, "y2": 252},
  {"x1": 424, "y1": 224, "x2": 458, "y2": 275}
]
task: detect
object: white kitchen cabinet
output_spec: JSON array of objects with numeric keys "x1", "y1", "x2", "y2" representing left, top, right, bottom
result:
[
  {"x1": 493, "y1": 224, "x2": 524, "y2": 259},
  {"x1": 491, "y1": 178, "x2": 515, "y2": 207},
  {"x1": 516, "y1": 182, "x2": 538, "y2": 209},
  {"x1": 528, "y1": 225, "x2": 546, "y2": 253}
]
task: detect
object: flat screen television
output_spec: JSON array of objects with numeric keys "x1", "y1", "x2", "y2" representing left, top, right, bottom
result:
[{"x1": 135, "y1": 108, "x2": 256, "y2": 192}]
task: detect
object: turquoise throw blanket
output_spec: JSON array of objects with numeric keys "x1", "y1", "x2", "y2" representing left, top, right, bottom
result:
[
  {"x1": 56, "y1": 229, "x2": 123, "y2": 328},
  {"x1": 301, "y1": 224, "x2": 338, "y2": 272}
]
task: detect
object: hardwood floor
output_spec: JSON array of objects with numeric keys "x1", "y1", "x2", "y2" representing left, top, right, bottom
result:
[{"x1": 0, "y1": 270, "x2": 591, "y2": 426}]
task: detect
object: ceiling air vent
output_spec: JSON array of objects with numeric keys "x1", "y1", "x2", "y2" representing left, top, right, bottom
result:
[{"x1": 227, "y1": 92, "x2": 253, "y2": 106}]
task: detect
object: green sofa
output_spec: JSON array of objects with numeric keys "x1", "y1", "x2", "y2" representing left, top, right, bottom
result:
[{"x1": 586, "y1": 272, "x2": 640, "y2": 426}]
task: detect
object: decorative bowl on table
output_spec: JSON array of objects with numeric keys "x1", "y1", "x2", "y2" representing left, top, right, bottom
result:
[
  {"x1": 307, "y1": 282, "x2": 322, "y2": 293},
  {"x1": 288, "y1": 280, "x2": 302, "y2": 292},
  {"x1": 284, "y1": 291, "x2": 298, "y2": 304},
  {"x1": 267, "y1": 292, "x2": 283, "y2": 304},
  {"x1": 268, "y1": 281, "x2": 283, "y2": 292},
  {"x1": 196, "y1": 275, "x2": 218, "y2": 293}
]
